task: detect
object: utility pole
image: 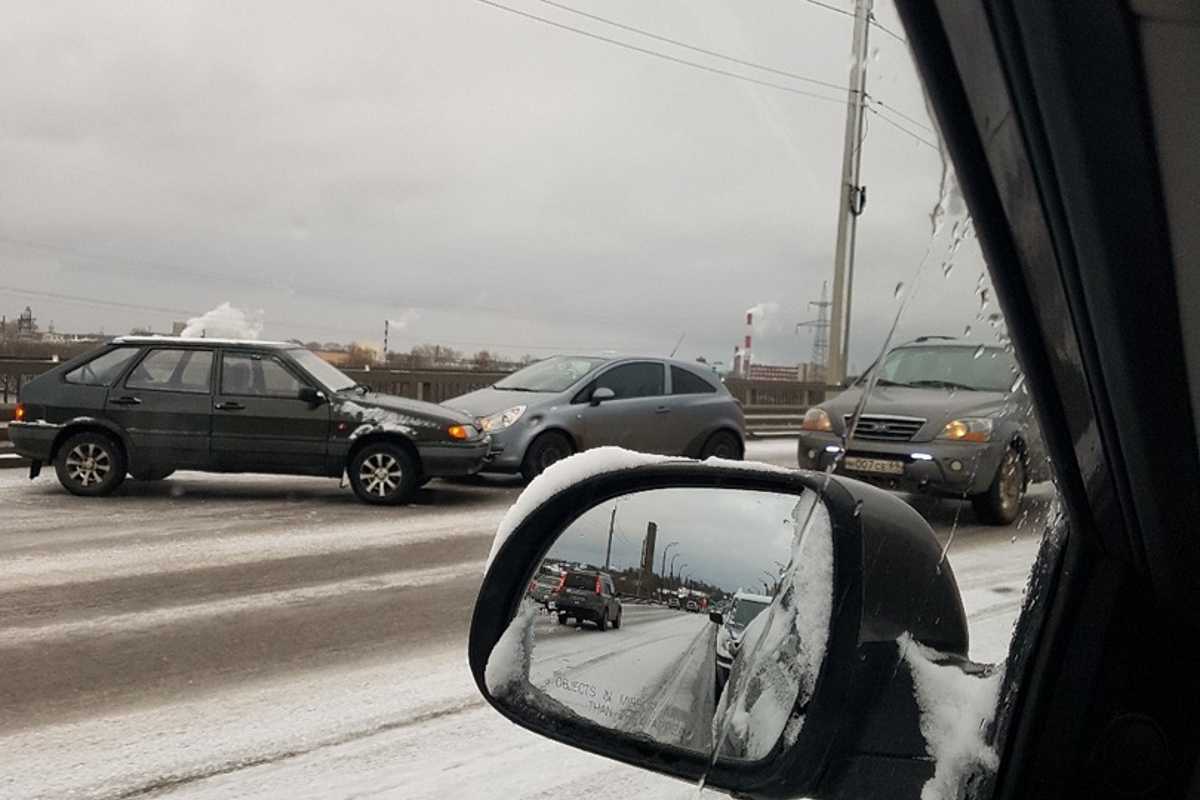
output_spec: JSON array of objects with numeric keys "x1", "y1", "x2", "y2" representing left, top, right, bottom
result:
[
  {"x1": 604, "y1": 505, "x2": 616, "y2": 571},
  {"x1": 827, "y1": 0, "x2": 873, "y2": 386}
]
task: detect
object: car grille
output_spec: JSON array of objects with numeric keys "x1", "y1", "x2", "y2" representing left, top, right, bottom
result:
[{"x1": 843, "y1": 414, "x2": 926, "y2": 442}]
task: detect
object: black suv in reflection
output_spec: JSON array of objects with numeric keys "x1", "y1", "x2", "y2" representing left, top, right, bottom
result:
[
  {"x1": 549, "y1": 569, "x2": 623, "y2": 630},
  {"x1": 9, "y1": 337, "x2": 489, "y2": 505},
  {"x1": 797, "y1": 337, "x2": 1048, "y2": 525}
]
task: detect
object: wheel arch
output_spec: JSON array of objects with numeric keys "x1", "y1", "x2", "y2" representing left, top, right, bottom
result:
[
  {"x1": 346, "y1": 431, "x2": 423, "y2": 477},
  {"x1": 51, "y1": 420, "x2": 130, "y2": 464}
]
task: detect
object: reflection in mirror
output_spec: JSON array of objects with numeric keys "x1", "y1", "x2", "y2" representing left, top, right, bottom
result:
[{"x1": 486, "y1": 486, "x2": 833, "y2": 765}]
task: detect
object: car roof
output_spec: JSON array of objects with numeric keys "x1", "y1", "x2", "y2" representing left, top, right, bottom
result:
[{"x1": 111, "y1": 336, "x2": 298, "y2": 350}]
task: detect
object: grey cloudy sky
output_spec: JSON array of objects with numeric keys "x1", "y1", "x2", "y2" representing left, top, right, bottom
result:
[{"x1": 0, "y1": 0, "x2": 998, "y2": 371}]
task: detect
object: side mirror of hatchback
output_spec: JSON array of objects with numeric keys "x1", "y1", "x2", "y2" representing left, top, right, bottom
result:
[
  {"x1": 469, "y1": 451, "x2": 982, "y2": 799},
  {"x1": 298, "y1": 386, "x2": 326, "y2": 407},
  {"x1": 590, "y1": 387, "x2": 616, "y2": 406}
]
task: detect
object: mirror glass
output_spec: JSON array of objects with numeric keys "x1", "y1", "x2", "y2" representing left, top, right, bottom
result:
[{"x1": 485, "y1": 485, "x2": 834, "y2": 764}]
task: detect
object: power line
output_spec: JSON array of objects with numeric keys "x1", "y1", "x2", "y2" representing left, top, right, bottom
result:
[
  {"x1": 800, "y1": 0, "x2": 907, "y2": 43},
  {"x1": 473, "y1": 0, "x2": 846, "y2": 105},
  {"x1": 864, "y1": 105, "x2": 939, "y2": 150},
  {"x1": 532, "y1": 0, "x2": 849, "y2": 93},
  {"x1": 0, "y1": 235, "x2": 705, "y2": 330}
]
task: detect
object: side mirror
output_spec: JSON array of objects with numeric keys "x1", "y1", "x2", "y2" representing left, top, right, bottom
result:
[
  {"x1": 709, "y1": 610, "x2": 724, "y2": 625},
  {"x1": 590, "y1": 387, "x2": 616, "y2": 406},
  {"x1": 470, "y1": 452, "x2": 973, "y2": 799},
  {"x1": 298, "y1": 386, "x2": 326, "y2": 407}
]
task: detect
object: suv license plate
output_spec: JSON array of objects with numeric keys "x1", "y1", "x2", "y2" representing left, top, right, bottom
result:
[{"x1": 843, "y1": 456, "x2": 905, "y2": 475}]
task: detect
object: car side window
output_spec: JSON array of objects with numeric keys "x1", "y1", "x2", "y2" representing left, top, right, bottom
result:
[
  {"x1": 125, "y1": 349, "x2": 213, "y2": 393},
  {"x1": 588, "y1": 362, "x2": 665, "y2": 400},
  {"x1": 63, "y1": 347, "x2": 139, "y2": 386},
  {"x1": 221, "y1": 352, "x2": 306, "y2": 397},
  {"x1": 670, "y1": 365, "x2": 717, "y2": 395}
]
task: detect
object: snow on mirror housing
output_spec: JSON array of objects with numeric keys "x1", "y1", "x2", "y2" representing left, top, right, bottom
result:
[{"x1": 468, "y1": 452, "x2": 971, "y2": 799}]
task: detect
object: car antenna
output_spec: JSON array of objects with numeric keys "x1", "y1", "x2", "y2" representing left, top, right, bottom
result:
[{"x1": 670, "y1": 333, "x2": 686, "y2": 357}]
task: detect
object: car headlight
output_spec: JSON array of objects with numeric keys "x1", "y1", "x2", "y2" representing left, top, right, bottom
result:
[
  {"x1": 481, "y1": 405, "x2": 526, "y2": 432},
  {"x1": 801, "y1": 408, "x2": 833, "y2": 432},
  {"x1": 937, "y1": 417, "x2": 993, "y2": 442}
]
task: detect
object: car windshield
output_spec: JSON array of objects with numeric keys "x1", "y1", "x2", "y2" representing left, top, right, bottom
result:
[
  {"x1": 493, "y1": 356, "x2": 608, "y2": 393},
  {"x1": 730, "y1": 598, "x2": 769, "y2": 629},
  {"x1": 287, "y1": 348, "x2": 358, "y2": 393},
  {"x1": 871, "y1": 345, "x2": 1016, "y2": 392}
]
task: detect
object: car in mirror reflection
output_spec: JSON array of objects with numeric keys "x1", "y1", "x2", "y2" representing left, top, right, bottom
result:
[
  {"x1": 548, "y1": 569, "x2": 623, "y2": 630},
  {"x1": 711, "y1": 589, "x2": 772, "y2": 698}
]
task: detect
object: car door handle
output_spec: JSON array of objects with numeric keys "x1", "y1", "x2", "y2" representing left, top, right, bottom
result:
[
  {"x1": 109, "y1": 396, "x2": 141, "y2": 406},
  {"x1": 214, "y1": 401, "x2": 245, "y2": 411}
]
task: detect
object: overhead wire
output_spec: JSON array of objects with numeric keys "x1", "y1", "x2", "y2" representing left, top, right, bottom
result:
[{"x1": 473, "y1": 0, "x2": 846, "y2": 105}]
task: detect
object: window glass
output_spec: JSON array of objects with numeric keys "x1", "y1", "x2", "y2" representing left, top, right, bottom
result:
[
  {"x1": 221, "y1": 352, "x2": 306, "y2": 397},
  {"x1": 590, "y1": 362, "x2": 665, "y2": 400},
  {"x1": 64, "y1": 347, "x2": 139, "y2": 387},
  {"x1": 671, "y1": 365, "x2": 718, "y2": 395},
  {"x1": 126, "y1": 349, "x2": 212, "y2": 393}
]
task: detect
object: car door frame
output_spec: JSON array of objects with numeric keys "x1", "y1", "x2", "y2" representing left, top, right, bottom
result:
[
  {"x1": 209, "y1": 348, "x2": 333, "y2": 475},
  {"x1": 104, "y1": 344, "x2": 215, "y2": 470},
  {"x1": 897, "y1": 0, "x2": 1200, "y2": 796},
  {"x1": 571, "y1": 360, "x2": 676, "y2": 454}
]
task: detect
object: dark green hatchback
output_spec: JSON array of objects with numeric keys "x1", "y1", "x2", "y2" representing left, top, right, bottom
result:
[{"x1": 9, "y1": 336, "x2": 490, "y2": 505}]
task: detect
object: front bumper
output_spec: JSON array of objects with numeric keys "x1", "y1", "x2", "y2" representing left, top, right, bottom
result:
[
  {"x1": 796, "y1": 433, "x2": 1002, "y2": 496},
  {"x1": 418, "y1": 438, "x2": 491, "y2": 477}
]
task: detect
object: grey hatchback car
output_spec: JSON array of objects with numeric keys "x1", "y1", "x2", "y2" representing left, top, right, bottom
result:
[
  {"x1": 796, "y1": 337, "x2": 1048, "y2": 525},
  {"x1": 443, "y1": 355, "x2": 745, "y2": 480}
]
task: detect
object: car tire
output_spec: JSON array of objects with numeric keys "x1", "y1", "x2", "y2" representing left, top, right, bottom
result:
[
  {"x1": 348, "y1": 441, "x2": 420, "y2": 505},
  {"x1": 971, "y1": 445, "x2": 1026, "y2": 525},
  {"x1": 55, "y1": 431, "x2": 127, "y2": 497},
  {"x1": 699, "y1": 430, "x2": 743, "y2": 460},
  {"x1": 612, "y1": 609, "x2": 622, "y2": 630},
  {"x1": 520, "y1": 431, "x2": 574, "y2": 482},
  {"x1": 598, "y1": 608, "x2": 609, "y2": 631},
  {"x1": 557, "y1": 614, "x2": 568, "y2": 625}
]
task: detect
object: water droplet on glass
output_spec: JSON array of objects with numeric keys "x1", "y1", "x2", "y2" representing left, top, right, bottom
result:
[
  {"x1": 894, "y1": 282, "x2": 904, "y2": 298},
  {"x1": 853, "y1": 500, "x2": 863, "y2": 517},
  {"x1": 1010, "y1": 374, "x2": 1026, "y2": 393},
  {"x1": 1011, "y1": 535, "x2": 1018, "y2": 544},
  {"x1": 979, "y1": 288, "x2": 991, "y2": 307},
  {"x1": 942, "y1": 261, "x2": 954, "y2": 278},
  {"x1": 963, "y1": 325, "x2": 973, "y2": 337},
  {"x1": 988, "y1": 312, "x2": 1004, "y2": 327},
  {"x1": 973, "y1": 345, "x2": 986, "y2": 359}
]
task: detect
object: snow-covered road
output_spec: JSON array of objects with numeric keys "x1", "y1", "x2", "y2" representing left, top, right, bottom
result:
[{"x1": 0, "y1": 440, "x2": 1049, "y2": 799}]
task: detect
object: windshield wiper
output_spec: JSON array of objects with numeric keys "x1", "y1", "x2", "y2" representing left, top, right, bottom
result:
[
  {"x1": 908, "y1": 379, "x2": 978, "y2": 390},
  {"x1": 871, "y1": 378, "x2": 913, "y2": 387}
]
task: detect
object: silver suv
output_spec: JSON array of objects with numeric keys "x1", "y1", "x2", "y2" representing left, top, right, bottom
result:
[{"x1": 797, "y1": 337, "x2": 1048, "y2": 524}]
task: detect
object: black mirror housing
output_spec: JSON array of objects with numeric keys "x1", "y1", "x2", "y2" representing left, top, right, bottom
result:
[{"x1": 468, "y1": 455, "x2": 969, "y2": 799}]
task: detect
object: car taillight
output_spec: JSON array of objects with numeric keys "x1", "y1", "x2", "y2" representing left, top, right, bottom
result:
[
  {"x1": 14, "y1": 403, "x2": 25, "y2": 422},
  {"x1": 595, "y1": 575, "x2": 602, "y2": 595}
]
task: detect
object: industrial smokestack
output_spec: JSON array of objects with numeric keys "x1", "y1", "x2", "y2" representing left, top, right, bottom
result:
[{"x1": 743, "y1": 311, "x2": 753, "y2": 378}]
